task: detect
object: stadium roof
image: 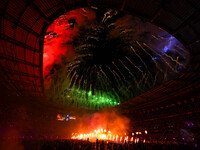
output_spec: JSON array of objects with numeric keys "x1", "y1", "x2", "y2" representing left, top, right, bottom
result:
[{"x1": 0, "y1": 0, "x2": 199, "y2": 111}]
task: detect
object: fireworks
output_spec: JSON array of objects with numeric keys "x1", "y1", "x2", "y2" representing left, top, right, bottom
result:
[
  {"x1": 43, "y1": 7, "x2": 189, "y2": 109},
  {"x1": 71, "y1": 128, "x2": 147, "y2": 144}
]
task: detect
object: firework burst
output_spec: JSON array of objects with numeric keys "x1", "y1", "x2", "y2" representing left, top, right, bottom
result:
[{"x1": 43, "y1": 8, "x2": 189, "y2": 110}]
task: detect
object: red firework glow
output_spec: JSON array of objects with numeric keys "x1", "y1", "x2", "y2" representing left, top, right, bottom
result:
[{"x1": 43, "y1": 8, "x2": 96, "y2": 78}]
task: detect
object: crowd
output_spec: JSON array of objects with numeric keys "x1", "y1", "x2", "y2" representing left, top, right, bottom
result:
[{"x1": 19, "y1": 139, "x2": 198, "y2": 150}]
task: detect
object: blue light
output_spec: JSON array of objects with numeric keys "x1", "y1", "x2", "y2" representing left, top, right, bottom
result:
[
  {"x1": 162, "y1": 36, "x2": 176, "y2": 53},
  {"x1": 177, "y1": 65, "x2": 182, "y2": 71},
  {"x1": 138, "y1": 65, "x2": 143, "y2": 69},
  {"x1": 169, "y1": 36, "x2": 174, "y2": 40},
  {"x1": 66, "y1": 118, "x2": 69, "y2": 121},
  {"x1": 67, "y1": 115, "x2": 69, "y2": 117},
  {"x1": 163, "y1": 46, "x2": 169, "y2": 53},
  {"x1": 152, "y1": 57, "x2": 159, "y2": 61}
]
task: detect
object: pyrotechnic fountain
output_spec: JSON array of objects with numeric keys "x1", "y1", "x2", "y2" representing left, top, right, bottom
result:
[
  {"x1": 71, "y1": 128, "x2": 127, "y2": 143},
  {"x1": 43, "y1": 7, "x2": 189, "y2": 109}
]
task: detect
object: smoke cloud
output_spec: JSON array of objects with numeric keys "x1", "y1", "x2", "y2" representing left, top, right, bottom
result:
[{"x1": 71, "y1": 109, "x2": 130, "y2": 139}]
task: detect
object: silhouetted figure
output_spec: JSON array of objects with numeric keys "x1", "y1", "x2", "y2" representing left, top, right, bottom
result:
[
  {"x1": 100, "y1": 140, "x2": 105, "y2": 150},
  {"x1": 96, "y1": 139, "x2": 98, "y2": 150}
]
